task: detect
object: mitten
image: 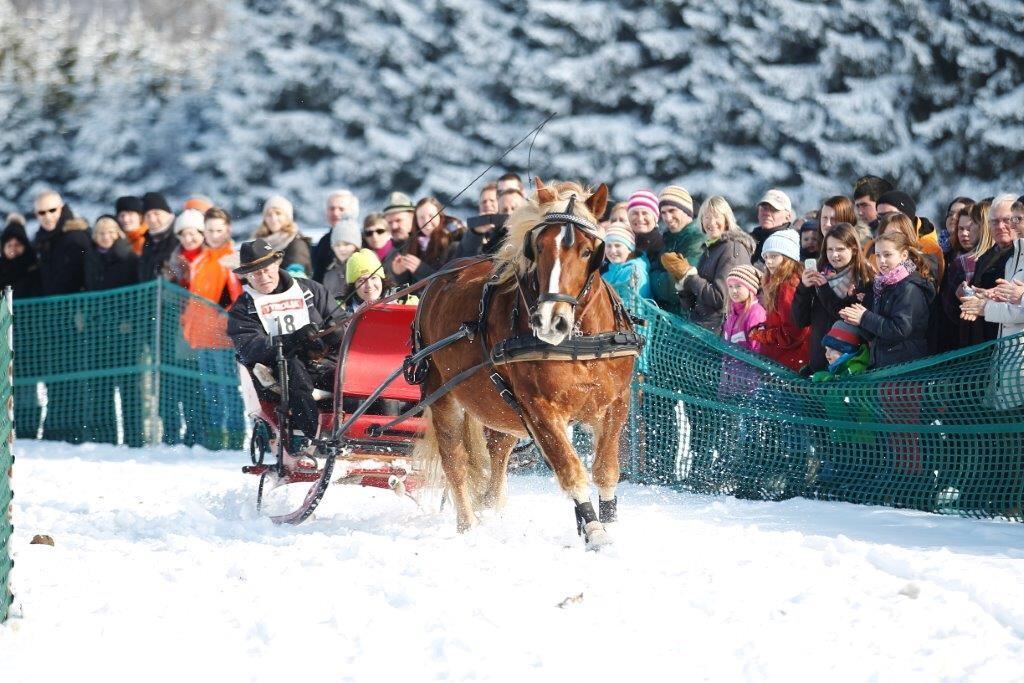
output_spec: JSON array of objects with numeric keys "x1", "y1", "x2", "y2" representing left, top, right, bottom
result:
[{"x1": 660, "y1": 252, "x2": 692, "y2": 281}]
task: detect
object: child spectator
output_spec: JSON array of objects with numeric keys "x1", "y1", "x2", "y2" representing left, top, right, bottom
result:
[
  {"x1": 601, "y1": 222, "x2": 650, "y2": 304},
  {"x1": 799, "y1": 220, "x2": 821, "y2": 261},
  {"x1": 792, "y1": 222, "x2": 873, "y2": 373},
  {"x1": 321, "y1": 215, "x2": 361, "y2": 301},
  {"x1": 749, "y1": 228, "x2": 809, "y2": 371},
  {"x1": 812, "y1": 320, "x2": 870, "y2": 382},
  {"x1": 839, "y1": 232, "x2": 934, "y2": 368},
  {"x1": 345, "y1": 248, "x2": 387, "y2": 311},
  {"x1": 722, "y1": 264, "x2": 766, "y2": 352}
]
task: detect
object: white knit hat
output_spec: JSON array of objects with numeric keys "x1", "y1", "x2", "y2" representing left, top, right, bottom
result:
[
  {"x1": 174, "y1": 208, "x2": 205, "y2": 234},
  {"x1": 330, "y1": 216, "x2": 361, "y2": 247},
  {"x1": 761, "y1": 228, "x2": 801, "y2": 263}
]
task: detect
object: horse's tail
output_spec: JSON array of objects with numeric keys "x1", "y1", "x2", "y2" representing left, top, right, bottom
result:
[{"x1": 413, "y1": 407, "x2": 491, "y2": 507}]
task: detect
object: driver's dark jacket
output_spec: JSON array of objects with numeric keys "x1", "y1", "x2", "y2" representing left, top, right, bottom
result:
[{"x1": 227, "y1": 272, "x2": 344, "y2": 368}]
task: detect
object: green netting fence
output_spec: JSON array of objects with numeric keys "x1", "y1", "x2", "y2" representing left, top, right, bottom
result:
[
  {"x1": 2, "y1": 288, "x2": 14, "y2": 623},
  {"x1": 623, "y1": 297, "x2": 1024, "y2": 521},
  {"x1": 12, "y1": 281, "x2": 246, "y2": 451}
]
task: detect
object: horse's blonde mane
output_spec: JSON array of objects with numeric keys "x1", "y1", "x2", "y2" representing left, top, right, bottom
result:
[{"x1": 492, "y1": 180, "x2": 600, "y2": 285}]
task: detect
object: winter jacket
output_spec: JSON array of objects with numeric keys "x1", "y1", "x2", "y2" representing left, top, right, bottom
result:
[
  {"x1": 750, "y1": 275, "x2": 809, "y2": 371},
  {"x1": 602, "y1": 258, "x2": 650, "y2": 305},
  {"x1": 722, "y1": 300, "x2": 767, "y2": 352},
  {"x1": 650, "y1": 225, "x2": 705, "y2": 311},
  {"x1": 750, "y1": 222, "x2": 793, "y2": 265},
  {"x1": 311, "y1": 230, "x2": 335, "y2": 283},
  {"x1": 0, "y1": 218, "x2": 42, "y2": 298},
  {"x1": 792, "y1": 273, "x2": 870, "y2": 373},
  {"x1": 961, "y1": 244, "x2": 1014, "y2": 346},
  {"x1": 810, "y1": 344, "x2": 870, "y2": 382},
  {"x1": 227, "y1": 272, "x2": 343, "y2": 369},
  {"x1": 84, "y1": 239, "x2": 140, "y2": 291},
  {"x1": 280, "y1": 233, "x2": 314, "y2": 277},
  {"x1": 678, "y1": 230, "x2": 755, "y2": 334},
  {"x1": 981, "y1": 239, "x2": 1024, "y2": 410},
  {"x1": 915, "y1": 216, "x2": 945, "y2": 284},
  {"x1": 935, "y1": 250, "x2": 975, "y2": 353},
  {"x1": 139, "y1": 228, "x2": 179, "y2": 282},
  {"x1": 321, "y1": 259, "x2": 351, "y2": 302},
  {"x1": 859, "y1": 272, "x2": 935, "y2": 369},
  {"x1": 163, "y1": 244, "x2": 203, "y2": 289},
  {"x1": 182, "y1": 242, "x2": 243, "y2": 350},
  {"x1": 33, "y1": 206, "x2": 90, "y2": 296}
]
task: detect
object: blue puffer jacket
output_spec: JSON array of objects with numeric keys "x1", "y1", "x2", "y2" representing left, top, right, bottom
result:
[{"x1": 602, "y1": 258, "x2": 650, "y2": 305}]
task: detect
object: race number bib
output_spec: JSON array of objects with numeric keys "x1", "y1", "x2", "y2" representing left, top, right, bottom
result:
[{"x1": 251, "y1": 281, "x2": 311, "y2": 336}]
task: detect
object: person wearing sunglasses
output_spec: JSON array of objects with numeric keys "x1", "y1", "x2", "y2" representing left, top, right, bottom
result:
[{"x1": 32, "y1": 189, "x2": 90, "y2": 296}]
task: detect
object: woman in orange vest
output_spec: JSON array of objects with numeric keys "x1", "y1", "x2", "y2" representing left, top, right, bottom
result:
[{"x1": 182, "y1": 206, "x2": 246, "y2": 449}]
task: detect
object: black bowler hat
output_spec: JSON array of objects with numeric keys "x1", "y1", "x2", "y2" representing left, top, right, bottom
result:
[
  {"x1": 234, "y1": 239, "x2": 284, "y2": 275},
  {"x1": 115, "y1": 196, "x2": 144, "y2": 214}
]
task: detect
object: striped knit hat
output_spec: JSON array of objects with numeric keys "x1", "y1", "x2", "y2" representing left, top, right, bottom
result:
[
  {"x1": 822, "y1": 320, "x2": 863, "y2": 354},
  {"x1": 659, "y1": 185, "x2": 694, "y2": 217},
  {"x1": 627, "y1": 190, "x2": 660, "y2": 221},
  {"x1": 603, "y1": 222, "x2": 635, "y2": 251},
  {"x1": 726, "y1": 264, "x2": 761, "y2": 296}
]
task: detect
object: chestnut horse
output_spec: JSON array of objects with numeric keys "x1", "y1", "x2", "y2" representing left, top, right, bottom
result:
[{"x1": 413, "y1": 179, "x2": 638, "y2": 547}]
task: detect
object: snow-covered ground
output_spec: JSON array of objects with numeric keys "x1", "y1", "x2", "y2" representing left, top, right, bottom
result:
[{"x1": 2, "y1": 441, "x2": 1024, "y2": 682}]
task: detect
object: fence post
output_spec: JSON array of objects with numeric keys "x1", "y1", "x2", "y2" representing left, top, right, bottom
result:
[
  {"x1": 150, "y1": 279, "x2": 163, "y2": 446},
  {"x1": 1, "y1": 287, "x2": 15, "y2": 622}
]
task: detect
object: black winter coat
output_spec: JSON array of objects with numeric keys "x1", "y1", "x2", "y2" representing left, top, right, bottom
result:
[
  {"x1": 139, "y1": 229, "x2": 178, "y2": 282},
  {"x1": 750, "y1": 222, "x2": 793, "y2": 265},
  {"x1": 84, "y1": 239, "x2": 140, "y2": 291},
  {"x1": 32, "y1": 206, "x2": 90, "y2": 296},
  {"x1": 227, "y1": 272, "x2": 344, "y2": 369},
  {"x1": 791, "y1": 277, "x2": 870, "y2": 373},
  {"x1": 678, "y1": 230, "x2": 755, "y2": 334},
  {"x1": 859, "y1": 273, "x2": 935, "y2": 369}
]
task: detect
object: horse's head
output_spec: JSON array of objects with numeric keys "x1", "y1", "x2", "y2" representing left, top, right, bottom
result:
[{"x1": 504, "y1": 178, "x2": 608, "y2": 345}]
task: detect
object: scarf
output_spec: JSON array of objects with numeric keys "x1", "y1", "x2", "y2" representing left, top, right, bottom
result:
[
  {"x1": 873, "y1": 259, "x2": 915, "y2": 298},
  {"x1": 372, "y1": 240, "x2": 394, "y2": 262},
  {"x1": 823, "y1": 264, "x2": 855, "y2": 299}
]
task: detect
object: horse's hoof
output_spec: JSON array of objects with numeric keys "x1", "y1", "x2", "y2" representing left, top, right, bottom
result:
[{"x1": 582, "y1": 521, "x2": 613, "y2": 550}]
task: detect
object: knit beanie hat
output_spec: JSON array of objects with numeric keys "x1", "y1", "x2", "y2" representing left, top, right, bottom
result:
[
  {"x1": 115, "y1": 196, "x2": 144, "y2": 215},
  {"x1": 627, "y1": 190, "x2": 660, "y2": 221},
  {"x1": 603, "y1": 222, "x2": 635, "y2": 251},
  {"x1": 174, "y1": 209, "x2": 205, "y2": 234},
  {"x1": 726, "y1": 264, "x2": 761, "y2": 296},
  {"x1": 761, "y1": 228, "x2": 801, "y2": 263},
  {"x1": 142, "y1": 192, "x2": 172, "y2": 214},
  {"x1": 658, "y1": 185, "x2": 694, "y2": 217},
  {"x1": 263, "y1": 195, "x2": 294, "y2": 224},
  {"x1": 346, "y1": 248, "x2": 383, "y2": 284},
  {"x1": 876, "y1": 190, "x2": 917, "y2": 219},
  {"x1": 331, "y1": 216, "x2": 361, "y2": 247},
  {"x1": 183, "y1": 196, "x2": 214, "y2": 213},
  {"x1": 822, "y1": 320, "x2": 863, "y2": 354}
]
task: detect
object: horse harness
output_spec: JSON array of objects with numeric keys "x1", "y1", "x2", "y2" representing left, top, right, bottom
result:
[{"x1": 367, "y1": 197, "x2": 644, "y2": 436}]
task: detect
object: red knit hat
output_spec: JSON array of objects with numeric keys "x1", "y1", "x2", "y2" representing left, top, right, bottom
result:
[{"x1": 822, "y1": 320, "x2": 863, "y2": 354}]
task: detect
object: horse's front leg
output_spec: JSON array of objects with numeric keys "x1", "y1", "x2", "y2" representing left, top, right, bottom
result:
[
  {"x1": 524, "y1": 410, "x2": 611, "y2": 548},
  {"x1": 589, "y1": 394, "x2": 630, "y2": 524}
]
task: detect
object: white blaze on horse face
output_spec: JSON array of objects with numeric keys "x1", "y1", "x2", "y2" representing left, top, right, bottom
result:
[{"x1": 533, "y1": 224, "x2": 574, "y2": 346}]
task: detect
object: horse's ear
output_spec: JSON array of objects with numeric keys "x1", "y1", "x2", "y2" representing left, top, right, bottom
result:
[
  {"x1": 534, "y1": 177, "x2": 557, "y2": 205},
  {"x1": 585, "y1": 183, "x2": 609, "y2": 220}
]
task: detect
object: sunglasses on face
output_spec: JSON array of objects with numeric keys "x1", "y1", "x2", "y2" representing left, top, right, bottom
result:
[
  {"x1": 363, "y1": 228, "x2": 387, "y2": 236},
  {"x1": 36, "y1": 207, "x2": 59, "y2": 216}
]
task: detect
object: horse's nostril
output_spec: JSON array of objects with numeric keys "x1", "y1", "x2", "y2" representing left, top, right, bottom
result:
[
  {"x1": 554, "y1": 316, "x2": 570, "y2": 335},
  {"x1": 530, "y1": 314, "x2": 543, "y2": 328}
]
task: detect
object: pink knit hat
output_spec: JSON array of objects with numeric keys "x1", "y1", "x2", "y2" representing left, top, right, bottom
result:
[{"x1": 627, "y1": 190, "x2": 660, "y2": 221}]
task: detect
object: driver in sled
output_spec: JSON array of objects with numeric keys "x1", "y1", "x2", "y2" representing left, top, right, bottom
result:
[{"x1": 227, "y1": 239, "x2": 345, "y2": 470}]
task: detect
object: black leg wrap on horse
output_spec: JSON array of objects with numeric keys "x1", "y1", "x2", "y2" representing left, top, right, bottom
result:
[
  {"x1": 599, "y1": 497, "x2": 617, "y2": 523},
  {"x1": 574, "y1": 501, "x2": 598, "y2": 536}
]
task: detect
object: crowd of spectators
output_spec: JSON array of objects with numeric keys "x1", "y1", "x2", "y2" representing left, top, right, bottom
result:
[{"x1": 2, "y1": 173, "x2": 1024, "y2": 448}]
